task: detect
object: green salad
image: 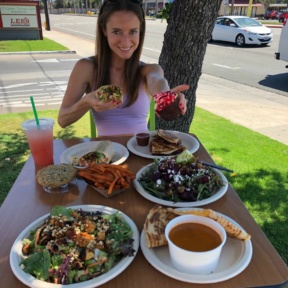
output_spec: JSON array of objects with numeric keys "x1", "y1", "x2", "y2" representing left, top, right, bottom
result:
[
  {"x1": 20, "y1": 206, "x2": 135, "y2": 285},
  {"x1": 137, "y1": 151, "x2": 224, "y2": 203}
]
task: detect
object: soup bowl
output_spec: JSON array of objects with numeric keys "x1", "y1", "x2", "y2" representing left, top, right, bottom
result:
[{"x1": 165, "y1": 215, "x2": 226, "y2": 275}]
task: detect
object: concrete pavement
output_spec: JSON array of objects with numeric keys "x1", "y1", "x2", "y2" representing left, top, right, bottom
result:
[{"x1": 42, "y1": 28, "x2": 288, "y2": 145}]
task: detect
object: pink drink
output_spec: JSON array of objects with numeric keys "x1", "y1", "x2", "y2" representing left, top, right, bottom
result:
[{"x1": 22, "y1": 118, "x2": 54, "y2": 166}]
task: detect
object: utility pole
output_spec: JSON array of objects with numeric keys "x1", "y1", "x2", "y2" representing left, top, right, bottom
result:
[
  {"x1": 143, "y1": 0, "x2": 147, "y2": 15},
  {"x1": 43, "y1": 0, "x2": 51, "y2": 31},
  {"x1": 247, "y1": 0, "x2": 253, "y2": 17},
  {"x1": 224, "y1": 0, "x2": 228, "y2": 16},
  {"x1": 231, "y1": 0, "x2": 234, "y2": 15}
]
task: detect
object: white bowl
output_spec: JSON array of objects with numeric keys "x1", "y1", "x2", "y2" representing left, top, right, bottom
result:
[{"x1": 165, "y1": 215, "x2": 226, "y2": 275}]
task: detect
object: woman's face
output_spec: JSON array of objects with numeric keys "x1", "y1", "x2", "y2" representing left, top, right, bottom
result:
[{"x1": 103, "y1": 10, "x2": 140, "y2": 60}]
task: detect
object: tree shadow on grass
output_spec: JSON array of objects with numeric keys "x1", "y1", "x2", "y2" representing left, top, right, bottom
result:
[
  {"x1": 227, "y1": 169, "x2": 288, "y2": 264},
  {"x1": 56, "y1": 124, "x2": 83, "y2": 139},
  {"x1": 208, "y1": 147, "x2": 231, "y2": 154}
]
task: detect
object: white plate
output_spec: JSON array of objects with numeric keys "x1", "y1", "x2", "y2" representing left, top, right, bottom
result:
[
  {"x1": 134, "y1": 164, "x2": 228, "y2": 207},
  {"x1": 10, "y1": 205, "x2": 140, "y2": 288},
  {"x1": 140, "y1": 209, "x2": 253, "y2": 284},
  {"x1": 60, "y1": 141, "x2": 129, "y2": 166},
  {"x1": 127, "y1": 131, "x2": 200, "y2": 159}
]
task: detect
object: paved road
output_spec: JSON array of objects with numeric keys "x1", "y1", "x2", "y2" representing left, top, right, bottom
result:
[
  {"x1": 45, "y1": 14, "x2": 288, "y2": 97},
  {"x1": 0, "y1": 53, "x2": 80, "y2": 114}
]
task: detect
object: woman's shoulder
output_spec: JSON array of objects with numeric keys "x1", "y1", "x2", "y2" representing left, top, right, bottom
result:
[
  {"x1": 74, "y1": 56, "x2": 95, "y2": 70},
  {"x1": 140, "y1": 62, "x2": 164, "y2": 76}
]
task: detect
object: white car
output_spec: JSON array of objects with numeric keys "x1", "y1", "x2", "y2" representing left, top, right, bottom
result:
[{"x1": 210, "y1": 16, "x2": 273, "y2": 47}]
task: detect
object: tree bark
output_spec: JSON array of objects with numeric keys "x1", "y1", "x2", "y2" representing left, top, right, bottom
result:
[{"x1": 157, "y1": 0, "x2": 223, "y2": 132}]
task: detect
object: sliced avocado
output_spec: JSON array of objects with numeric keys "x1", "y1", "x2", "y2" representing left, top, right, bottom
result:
[{"x1": 176, "y1": 150, "x2": 196, "y2": 164}]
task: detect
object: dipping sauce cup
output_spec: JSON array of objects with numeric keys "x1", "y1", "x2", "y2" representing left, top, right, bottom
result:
[
  {"x1": 22, "y1": 118, "x2": 54, "y2": 166},
  {"x1": 165, "y1": 215, "x2": 226, "y2": 275},
  {"x1": 135, "y1": 132, "x2": 150, "y2": 146}
]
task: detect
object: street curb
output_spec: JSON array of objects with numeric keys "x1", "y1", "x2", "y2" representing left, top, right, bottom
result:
[
  {"x1": 266, "y1": 25, "x2": 283, "y2": 28},
  {"x1": 0, "y1": 50, "x2": 76, "y2": 55}
]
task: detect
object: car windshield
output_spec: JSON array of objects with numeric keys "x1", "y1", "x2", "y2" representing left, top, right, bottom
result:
[{"x1": 233, "y1": 18, "x2": 262, "y2": 27}]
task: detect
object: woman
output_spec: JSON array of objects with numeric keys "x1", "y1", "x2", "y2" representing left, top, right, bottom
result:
[{"x1": 58, "y1": 0, "x2": 188, "y2": 136}]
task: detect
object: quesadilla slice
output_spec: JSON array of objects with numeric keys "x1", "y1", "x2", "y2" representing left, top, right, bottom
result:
[
  {"x1": 167, "y1": 208, "x2": 251, "y2": 241},
  {"x1": 157, "y1": 129, "x2": 181, "y2": 145},
  {"x1": 150, "y1": 138, "x2": 185, "y2": 155},
  {"x1": 150, "y1": 130, "x2": 186, "y2": 155},
  {"x1": 144, "y1": 205, "x2": 176, "y2": 248}
]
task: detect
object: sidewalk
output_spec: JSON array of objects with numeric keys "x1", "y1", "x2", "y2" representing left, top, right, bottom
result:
[{"x1": 42, "y1": 29, "x2": 288, "y2": 145}]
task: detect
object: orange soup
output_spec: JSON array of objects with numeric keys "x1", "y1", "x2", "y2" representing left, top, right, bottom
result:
[{"x1": 169, "y1": 222, "x2": 222, "y2": 252}]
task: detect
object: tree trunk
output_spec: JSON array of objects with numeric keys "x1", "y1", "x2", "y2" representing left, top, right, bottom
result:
[{"x1": 157, "y1": 0, "x2": 222, "y2": 132}]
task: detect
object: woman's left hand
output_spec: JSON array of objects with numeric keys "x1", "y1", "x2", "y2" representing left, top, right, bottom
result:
[{"x1": 171, "y1": 84, "x2": 189, "y2": 115}]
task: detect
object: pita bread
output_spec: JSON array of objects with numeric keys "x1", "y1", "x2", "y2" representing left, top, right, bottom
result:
[
  {"x1": 167, "y1": 208, "x2": 251, "y2": 241},
  {"x1": 144, "y1": 205, "x2": 175, "y2": 248}
]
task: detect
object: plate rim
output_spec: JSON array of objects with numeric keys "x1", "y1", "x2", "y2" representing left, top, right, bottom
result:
[
  {"x1": 133, "y1": 163, "x2": 228, "y2": 207},
  {"x1": 60, "y1": 141, "x2": 129, "y2": 166},
  {"x1": 126, "y1": 130, "x2": 200, "y2": 159},
  {"x1": 9, "y1": 205, "x2": 140, "y2": 288},
  {"x1": 140, "y1": 209, "x2": 253, "y2": 284}
]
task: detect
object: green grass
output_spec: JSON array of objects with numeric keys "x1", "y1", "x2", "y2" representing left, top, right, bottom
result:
[
  {"x1": 0, "y1": 37, "x2": 69, "y2": 52},
  {"x1": 0, "y1": 108, "x2": 287, "y2": 264}
]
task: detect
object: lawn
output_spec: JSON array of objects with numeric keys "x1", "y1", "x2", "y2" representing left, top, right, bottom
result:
[
  {"x1": 0, "y1": 37, "x2": 69, "y2": 52},
  {"x1": 0, "y1": 107, "x2": 287, "y2": 265}
]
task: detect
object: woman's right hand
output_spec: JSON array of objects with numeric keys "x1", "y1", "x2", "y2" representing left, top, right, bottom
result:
[{"x1": 85, "y1": 92, "x2": 122, "y2": 112}]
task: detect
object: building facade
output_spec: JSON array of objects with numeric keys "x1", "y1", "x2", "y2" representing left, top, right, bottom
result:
[
  {"x1": 219, "y1": 0, "x2": 288, "y2": 18},
  {"x1": 142, "y1": 0, "x2": 170, "y2": 15}
]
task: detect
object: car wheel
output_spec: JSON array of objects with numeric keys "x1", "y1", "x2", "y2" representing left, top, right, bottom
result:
[
  {"x1": 235, "y1": 34, "x2": 245, "y2": 47},
  {"x1": 279, "y1": 18, "x2": 284, "y2": 23}
]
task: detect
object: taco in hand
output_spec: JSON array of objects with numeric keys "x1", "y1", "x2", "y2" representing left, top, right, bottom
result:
[{"x1": 95, "y1": 85, "x2": 123, "y2": 103}]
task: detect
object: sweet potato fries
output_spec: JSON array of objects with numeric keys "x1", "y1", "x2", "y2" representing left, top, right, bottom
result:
[{"x1": 78, "y1": 164, "x2": 135, "y2": 194}]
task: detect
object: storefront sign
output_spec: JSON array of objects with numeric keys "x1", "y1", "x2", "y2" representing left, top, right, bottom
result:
[
  {"x1": 0, "y1": 1, "x2": 42, "y2": 40},
  {"x1": 0, "y1": 5, "x2": 38, "y2": 28}
]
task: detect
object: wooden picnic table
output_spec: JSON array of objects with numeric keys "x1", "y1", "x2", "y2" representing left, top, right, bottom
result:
[{"x1": 0, "y1": 135, "x2": 287, "y2": 288}]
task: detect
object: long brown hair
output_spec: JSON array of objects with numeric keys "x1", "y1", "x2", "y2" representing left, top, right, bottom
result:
[{"x1": 95, "y1": 0, "x2": 145, "y2": 107}]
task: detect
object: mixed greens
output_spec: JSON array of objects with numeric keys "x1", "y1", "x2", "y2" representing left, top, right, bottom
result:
[
  {"x1": 20, "y1": 206, "x2": 135, "y2": 285},
  {"x1": 137, "y1": 151, "x2": 224, "y2": 203}
]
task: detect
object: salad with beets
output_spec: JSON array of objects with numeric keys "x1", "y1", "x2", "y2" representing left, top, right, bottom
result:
[
  {"x1": 20, "y1": 206, "x2": 136, "y2": 285},
  {"x1": 137, "y1": 152, "x2": 224, "y2": 203}
]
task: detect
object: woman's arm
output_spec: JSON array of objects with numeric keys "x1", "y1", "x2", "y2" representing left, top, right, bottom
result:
[
  {"x1": 58, "y1": 58, "x2": 94, "y2": 128},
  {"x1": 142, "y1": 63, "x2": 189, "y2": 115},
  {"x1": 58, "y1": 58, "x2": 120, "y2": 128},
  {"x1": 143, "y1": 63, "x2": 169, "y2": 96}
]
